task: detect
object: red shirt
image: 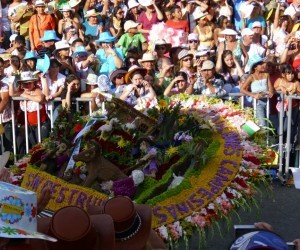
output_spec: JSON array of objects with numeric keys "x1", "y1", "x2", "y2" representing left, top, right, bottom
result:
[{"x1": 165, "y1": 19, "x2": 190, "y2": 33}]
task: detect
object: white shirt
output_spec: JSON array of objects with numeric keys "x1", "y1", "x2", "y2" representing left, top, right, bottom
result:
[
  {"x1": 243, "y1": 43, "x2": 266, "y2": 73},
  {"x1": 44, "y1": 73, "x2": 66, "y2": 110},
  {"x1": 284, "y1": 3, "x2": 300, "y2": 18}
]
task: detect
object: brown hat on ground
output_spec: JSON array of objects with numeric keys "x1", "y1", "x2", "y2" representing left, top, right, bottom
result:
[
  {"x1": 33, "y1": 206, "x2": 115, "y2": 250},
  {"x1": 103, "y1": 196, "x2": 152, "y2": 250}
]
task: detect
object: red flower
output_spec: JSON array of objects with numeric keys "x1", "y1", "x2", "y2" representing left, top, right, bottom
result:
[
  {"x1": 243, "y1": 156, "x2": 260, "y2": 165},
  {"x1": 31, "y1": 207, "x2": 37, "y2": 218},
  {"x1": 224, "y1": 190, "x2": 234, "y2": 199},
  {"x1": 74, "y1": 123, "x2": 83, "y2": 133}
]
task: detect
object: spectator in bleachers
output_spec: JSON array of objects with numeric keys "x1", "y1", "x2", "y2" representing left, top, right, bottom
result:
[
  {"x1": 109, "y1": 69, "x2": 127, "y2": 98},
  {"x1": 216, "y1": 49, "x2": 244, "y2": 94},
  {"x1": 53, "y1": 40, "x2": 76, "y2": 75},
  {"x1": 187, "y1": 33, "x2": 199, "y2": 58},
  {"x1": 23, "y1": 51, "x2": 37, "y2": 71},
  {"x1": 153, "y1": 39, "x2": 171, "y2": 59},
  {"x1": 178, "y1": 49, "x2": 195, "y2": 82},
  {"x1": 120, "y1": 65, "x2": 156, "y2": 105},
  {"x1": 214, "y1": 15, "x2": 231, "y2": 47},
  {"x1": 95, "y1": 32, "x2": 124, "y2": 76},
  {"x1": 108, "y1": 6, "x2": 125, "y2": 41},
  {"x1": 126, "y1": 0, "x2": 140, "y2": 22},
  {"x1": 137, "y1": 0, "x2": 164, "y2": 41},
  {"x1": 192, "y1": 11, "x2": 213, "y2": 49},
  {"x1": 165, "y1": 5, "x2": 189, "y2": 33},
  {"x1": 29, "y1": 0, "x2": 56, "y2": 51},
  {"x1": 164, "y1": 71, "x2": 189, "y2": 97},
  {"x1": 188, "y1": 60, "x2": 226, "y2": 97},
  {"x1": 83, "y1": 9, "x2": 103, "y2": 40}
]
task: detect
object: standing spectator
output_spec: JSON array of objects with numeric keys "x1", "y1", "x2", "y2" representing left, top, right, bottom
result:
[
  {"x1": 8, "y1": 0, "x2": 27, "y2": 35},
  {"x1": 1, "y1": 0, "x2": 12, "y2": 49},
  {"x1": 214, "y1": 0, "x2": 233, "y2": 20},
  {"x1": 38, "y1": 30, "x2": 60, "y2": 57},
  {"x1": 241, "y1": 2, "x2": 266, "y2": 34},
  {"x1": 61, "y1": 74, "x2": 81, "y2": 112},
  {"x1": 240, "y1": 57, "x2": 274, "y2": 127},
  {"x1": 284, "y1": 0, "x2": 300, "y2": 21},
  {"x1": 23, "y1": 51, "x2": 37, "y2": 71},
  {"x1": 137, "y1": 0, "x2": 164, "y2": 41},
  {"x1": 0, "y1": 58, "x2": 13, "y2": 151},
  {"x1": 29, "y1": 0, "x2": 56, "y2": 51}
]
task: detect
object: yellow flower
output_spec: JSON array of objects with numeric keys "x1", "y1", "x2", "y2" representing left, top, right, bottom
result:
[
  {"x1": 158, "y1": 99, "x2": 168, "y2": 109},
  {"x1": 178, "y1": 116, "x2": 186, "y2": 126},
  {"x1": 117, "y1": 137, "x2": 127, "y2": 148},
  {"x1": 75, "y1": 161, "x2": 85, "y2": 167},
  {"x1": 166, "y1": 146, "x2": 178, "y2": 158}
]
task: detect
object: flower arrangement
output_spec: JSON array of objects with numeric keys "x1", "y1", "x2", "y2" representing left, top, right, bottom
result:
[{"x1": 9, "y1": 96, "x2": 271, "y2": 246}]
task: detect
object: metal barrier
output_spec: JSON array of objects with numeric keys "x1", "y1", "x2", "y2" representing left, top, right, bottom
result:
[{"x1": 2, "y1": 97, "x2": 94, "y2": 161}]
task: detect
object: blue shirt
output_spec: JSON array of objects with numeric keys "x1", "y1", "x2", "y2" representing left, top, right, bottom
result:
[{"x1": 96, "y1": 47, "x2": 124, "y2": 76}]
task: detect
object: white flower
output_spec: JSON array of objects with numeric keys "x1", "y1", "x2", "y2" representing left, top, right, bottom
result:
[
  {"x1": 132, "y1": 170, "x2": 144, "y2": 186},
  {"x1": 97, "y1": 124, "x2": 112, "y2": 133},
  {"x1": 158, "y1": 226, "x2": 168, "y2": 240},
  {"x1": 125, "y1": 122, "x2": 136, "y2": 130}
]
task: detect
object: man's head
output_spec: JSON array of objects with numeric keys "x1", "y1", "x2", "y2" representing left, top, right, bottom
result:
[
  {"x1": 157, "y1": 57, "x2": 173, "y2": 77},
  {"x1": 200, "y1": 60, "x2": 215, "y2": 80},
  {"x1": 241, "y1": 28, "x2": 255, "y2": 45}
]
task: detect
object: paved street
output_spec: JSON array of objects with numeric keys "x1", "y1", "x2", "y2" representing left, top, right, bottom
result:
[{"x1": 177, "y1": 179, "x2": 300, "y2": 249}]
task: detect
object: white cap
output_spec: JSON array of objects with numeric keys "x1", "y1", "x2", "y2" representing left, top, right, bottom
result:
[
  {"x1": 128, "y1": 0, "x2": 139, "y2": 9},
  {"x1": 241, "y1": 28, "x2": 255, "y2": 37},
  {"x1": 252, "y1": 21, "x2": 262, "y2": 28}
]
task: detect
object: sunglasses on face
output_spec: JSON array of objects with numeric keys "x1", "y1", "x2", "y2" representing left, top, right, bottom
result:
[
  {"x1": 156, "y1": 46, "x2": 166, "y2": 50},
  {"x1": 182, "y1": 57, "x2": 192, "y2": 62},
  {"x1": 189, "y1": 40, "x2": 198, "y2": 44},
  {"x1": 117, "y1": 11, "x2": 124, "y2": 14}
]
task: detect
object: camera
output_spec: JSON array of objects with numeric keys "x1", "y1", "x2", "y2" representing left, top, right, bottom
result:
[
  {"x1": 137, "y1": 83, "x2": 143, "y2": 88},
  {"x1": 289, "y1": 44, "x2": 297, "y2": 50}
]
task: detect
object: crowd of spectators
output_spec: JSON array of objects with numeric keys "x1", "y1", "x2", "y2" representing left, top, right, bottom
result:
[{"x1": 0, "y1": 0, "x2": 300, "y2": 153}]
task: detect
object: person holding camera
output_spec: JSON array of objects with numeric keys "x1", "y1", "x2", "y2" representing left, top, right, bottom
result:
[
  {"x1": 120, "y1": 65, "x2": 156, "y2": 105},
  {"x1": 164, "y1": 71, "x2": 189, "y2": 97},
  {"x1": 281, "y1": 33, "x2": 300, "y2": 75}
]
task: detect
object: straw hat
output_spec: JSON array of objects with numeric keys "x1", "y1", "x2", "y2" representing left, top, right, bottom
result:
[
  {"x1": 103, "y1": 196, "x2": 152, "y2": 249},
  {"x1": 69, "y1": 0, "x2": 81, "y2": 7},
  {"x1": 35, "y1": 0, "x2": 46, "y2": 6},
  {"x1": 0, "y1": 181, "x2": 56, "y2": 242},
  {"x1": 193, "y1": 11, "x2": 208, "y2": 21},
  {"x1": 53, "y1": 40, "x2": 70, "y2": 56},
  {"x1": 60, "y1": 4, "x2": 75, "y2": 12},
  {"x1": 84, "y1": 9, "x2": 100, "y2": 18},
  {"x1": 36, "y1": 206, "x2": 115, "y2": 250},
  {"x1": 109, "y1": 69, "x2": 127, "y2": 82},
  {"x1": 138, "y1": 52, "x2": 156, "y2": 64},
  {"x1": 201, "y1": 60, "x2": 215, "y2": 70},
  {"x1": 219, "y1": 28, "x2": 238, "y2": 36},
  {"x1": 125, "y1": 65, "x2": 147, "y2": 83},
  {"x1": 17, "y1": 71, "x2": 38, "y2": 84},
  {"x1": 154, "y1": 39, "x2": 172, "y2": 52}
]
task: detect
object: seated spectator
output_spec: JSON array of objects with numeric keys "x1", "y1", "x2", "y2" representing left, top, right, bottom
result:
[
  {"x1": 178, "y1": 49, "x2": 195, "y2": 82},
  {"x1": 117, "y1": 20, "x2": 148, "y2": 57},
  {"x1": 120, "y1": 65, "x2": 156, "y2": 105},
  {"x1": 214, "y1": 15, "x2": 231, "y2": 47},
  {"x1": 5, "y1": 55, "x2": 21, "y2": 78},
  {"x1": 193, "y1": 11, "x2": 214, "y2": 49},
  {"x1": 126, "y1": 0, "x2": 140, "y2": 22},
  {"x1": 164, "y1": 71, "x2": 189, "y2": 97},
  {"x1": 251, "y1": 21, "x2": 268, "y2": 47},
  {"x1": 188, "y1": 60, "x2": 226, "y2": 97},
  {"x1": 6, "y1": 35, "x2": 27, "y2": 57},
  {"x1": 138, "y1": 52, "x2": 156, "y2": 76},
  {"x1": 108, "y1": 6, "x2": 125, "y2": 41},
  {"x1": 95, "y1": 32, "x2": 124, "y2": 76}
]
